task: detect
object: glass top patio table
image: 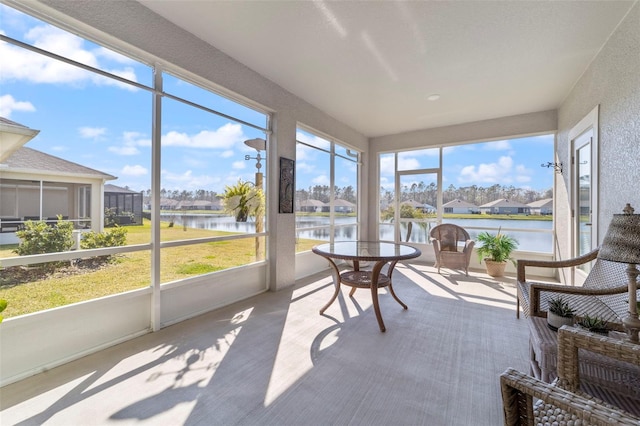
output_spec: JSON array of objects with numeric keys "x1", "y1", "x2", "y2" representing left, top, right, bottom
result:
[
  {"x1": 312, "y1": 241, "x2": 420, "y2": 262},
  {"x1": 312, "y1": 241, "x2": 421, "y2": 331}
]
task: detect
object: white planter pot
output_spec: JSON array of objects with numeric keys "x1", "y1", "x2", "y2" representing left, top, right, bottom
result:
[{"x1": 547, "y1": 311, "x2": 573, "y2": 331}]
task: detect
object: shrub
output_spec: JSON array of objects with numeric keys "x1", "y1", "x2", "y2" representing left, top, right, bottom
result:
[
  {"x1": 14, "y1": 216, "x2": 74, "y2": 256},
  {"x1": 80, "y1": 227, "x2": 128, "y2": 250},
  {"x1": 0, "y1": 299, "x2": 6, "y2": 323},
  {"x1": 104, "y1": 207, "x2": 117, "y2": 228}
]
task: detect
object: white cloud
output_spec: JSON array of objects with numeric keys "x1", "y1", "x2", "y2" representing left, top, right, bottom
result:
[
  {"x1": 296, "y1": 161, "x2": 316, "y2": 174},
  {"x1": 161, "y1": 169, "x2": 222, "y2": 190},
  {"x1": 109, "y1": 145, "x2": 139, "y2": 155},
  {"x1": 296, "y1": 130, "x2": 330, "y2": 150},
  {"x1": 121, "y1": 164, "x2": 147, "y2": 176},
  {"x1": 162, "y1": 123, "x2": 245, "y2": 149},
  {"x1": 397, "y1": 156, "x2": 420, "y2": 170},
  {"x1": 232, "y1": 161, "x2": 246, "y2": 170},
  {"x1": 296, "y1": 143, "x2": 312, "y2": 161},
  {"x1": 379, "y1": 155, "x2": 395, "y2": 176},
  {"x1": 79, "y1": 126, "x2": 106, "y2": 139},
  {"x1": 221, "y1": 150, "x2": 234, "y2": 158},
  {"x1": 0, "y1": 24, "x2": 138, "y2": 89},
  {"x1": 458, "y1": 156, "x2": 517, "y2": 184},
  {"x1": 312, "y1": 174, "x2": 329, "y2": 185},
  {"x1": 484, "y1": 140, "x2": 512, "y2": 151},
  {"x1": 108, "y1": 131, "x2": 149, "y2": 156},
  {"x1": 0, "y1": 94, "x2": 35, "y2": 117}
]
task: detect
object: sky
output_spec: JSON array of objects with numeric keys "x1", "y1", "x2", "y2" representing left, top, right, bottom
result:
[{"x1": 0, "y1": 4, "x2": 555, "y2": 196}]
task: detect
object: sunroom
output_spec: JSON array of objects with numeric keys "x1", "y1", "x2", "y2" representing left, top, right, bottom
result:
[{"x1": 0, "y1": 1, "x2": 638, "y2": 423}]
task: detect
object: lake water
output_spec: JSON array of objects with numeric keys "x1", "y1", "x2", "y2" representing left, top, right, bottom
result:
[{"x1": 162, "y1": 214, "x2": 553, "y2": 253}]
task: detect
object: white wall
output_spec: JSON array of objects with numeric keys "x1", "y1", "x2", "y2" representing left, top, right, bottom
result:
[{"x1": 556, "y1": 2, "x2": 640, "y2": 260}]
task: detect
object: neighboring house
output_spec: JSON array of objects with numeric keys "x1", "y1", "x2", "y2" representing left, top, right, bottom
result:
[
  {"x1": 443, "y1": 199, "x2": 479, "y2": 214},
  {"x1": 159, "y1": 198, "x2": 180, "y2": 210},
  {"x1": 479, "y1": 198, "x2": 531, "y2": 215},
  {"x1": 321, "y1": 198, "x2": 355, "y2": 213},
  {"x1": 104, "y1": 184, "x2": 144, "y2": 225},
  {"x1": 528, "y1": 198, "x2": 553, "y2": 215},
  {"x1": 401, "y1": 199, "x2": 434, "y2": 213},
  {"x1": 332, "y1": 198, "x2": 356, "y2": 213},
  {"x1": 298, "y1": 199, "x2": 325, "y2": 213},
  {"x1": 0, "y1": 119, "x2": 116, "y2": 244}
]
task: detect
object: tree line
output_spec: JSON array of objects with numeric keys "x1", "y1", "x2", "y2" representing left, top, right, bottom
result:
[
  {"x1": 134, "y1": 182, "x2": 550, "y2": 207},
  {"x1": 381, "y1": 183, "x2": 552, "y2": 208},
  {"x1": 295, "y1": 185, "x2": 357, "y2": 204}
]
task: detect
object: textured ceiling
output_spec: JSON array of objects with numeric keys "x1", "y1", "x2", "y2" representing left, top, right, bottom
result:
[{"x1": 139, "y1": 1, "x2": 635, "y2": 138}]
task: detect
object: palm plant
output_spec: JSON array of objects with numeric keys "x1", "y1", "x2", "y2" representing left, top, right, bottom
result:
[
  {"x1": 476, "y1": 228, "x2": 519, "y2": 265},
  {"x1": 222, "y1": 180, "x2": 264, "y2": 222}
]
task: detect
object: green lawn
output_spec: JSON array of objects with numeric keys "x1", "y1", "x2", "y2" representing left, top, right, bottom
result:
[{"x1": 0, "y1": 220, "x2": 321, "y2": 318}]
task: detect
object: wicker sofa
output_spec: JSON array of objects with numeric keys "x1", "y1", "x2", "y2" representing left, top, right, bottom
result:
[
  {"x1": 501, "y1": 326, "x2": 640, "y2": 425},
  {"x1": 516, "y1": 248, "x2": 636, "y2": 329}
]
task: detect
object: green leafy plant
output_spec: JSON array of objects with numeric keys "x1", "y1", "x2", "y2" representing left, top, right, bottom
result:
[
  {"x1": 80, "y1": 227, "x2": 128, "y2": 250},
  {"x1": 222, "y1": 180, "x2": 264, "y2": 222},
  {"x1": 577, "y1": 314, "x2": 609, "y2": 334},
  {"x1": 80, "y1": 227, "x2": 128, "y2": 262},
  {"x1": 547, "y1": 297, "x2": 575, "y2": 318},
  {"x1": 476, "y1": 229, "x2": 519, "y2": 265},
  {"x1": 14, "y1": 216, "x2": 74, "y2": 256},
  {"x1": 0, "y1": 299, "x2": 7, "y2": 323}
]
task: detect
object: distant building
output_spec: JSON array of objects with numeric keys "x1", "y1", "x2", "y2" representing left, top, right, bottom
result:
[
  {"x1": 401, "y1": 199, "x2": 434, "y2": 213},
  {"x1": 443, "y1": 199, "x2": 479, "y2": 214},
  {"x1": 159, "y1": 198, "x2": 180, "y2": 210},
  {"x1": 104, "y1": 184, "x2": 143, "y2": 225},
  {"x1": 479, "y1": 198, "x2": 531, "y2": 215},
  {"x1": 527, "y1": 198, "x2": 553, "y2": 215},
  {"x1": 1, "y1": 118, "x2": 115, "y2": 243},
  {"x1": 321, "y1": 198, "x2": 355, "y2": 213},
  {"x1": 298, "y1": 199, "x2": 324, "y2": 213}
]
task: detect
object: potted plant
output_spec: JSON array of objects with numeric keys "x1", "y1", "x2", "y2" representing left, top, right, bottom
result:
[
  {"x1": 546, "y1": 297, "x2": 575, "y2": 331},
  {"x1": 475, "y1": 229, "x2": 518, "y2": 277},
  {"x1": 576, "y1": 314, "x2": 609, "y2": 335}
]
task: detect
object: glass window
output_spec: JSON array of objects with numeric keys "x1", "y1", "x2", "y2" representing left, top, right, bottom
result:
[
  {"x1": 295, "y1": 128, "x2": 359, "y2": 252},
  {"x1": 378, "y1": 135, "x2": 555, "y2": 252},
  {"x1": 0, "y1": 3, "x2": 269, "y2": 318}
]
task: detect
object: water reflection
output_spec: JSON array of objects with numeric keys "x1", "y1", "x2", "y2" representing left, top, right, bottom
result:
[{"x1": 163, "y1": 214, "x2": 553, "y2": 253}]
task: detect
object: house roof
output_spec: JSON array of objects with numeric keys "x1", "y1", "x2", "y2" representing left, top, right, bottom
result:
[
  {"x1": 443, "y1": 199, "x2": 478, "y2": 208},
  {"x1": 160, "y1": 198, "x2": 180, "y2": 206},
  {"x1": 0, "y1": 117, "x2": 40, "y2": 163},
  {"x1": 140, "y1": 1, "x2": 634, "y2": 137},
  {"x1": 480, "y1": 198, "x2": 530, "y2": 208},
  {"x1": 300, "y1": 199, "x2": 325, "y2": 207},
  {"x1": 104, "y1": 184, "x2": 140, "y2": 194},
  {"x1": 334, "y1": 199, "x2": 355, "y2": 207},
  {"x1": 1, "y1": 147, "x2": 116, "y2": 180},
  {"x1": 527, "y1": 198, "x2": 553, "y2": 208}
]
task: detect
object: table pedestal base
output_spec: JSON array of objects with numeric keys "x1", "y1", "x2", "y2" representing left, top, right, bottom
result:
[{"x1": 319, "y1": 259, "x2": 406, "y2": 332}]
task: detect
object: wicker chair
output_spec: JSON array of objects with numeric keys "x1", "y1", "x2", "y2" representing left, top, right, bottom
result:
[
  {"x1": 516, "y1": 248, "x2": 636, "y2": 326},
  {"x1": 429, "y1": 223, "x2": 474, "y2": 276},
  {"x1": 501, "y1": 326, "x2": 640, "y2": 425}
]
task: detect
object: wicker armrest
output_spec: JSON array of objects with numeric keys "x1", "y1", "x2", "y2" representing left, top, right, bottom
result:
[
  {"x1": 557, "y1": 326, "x2": 640, "y2": 393},
  {"x1": 529, "y1": 283, "x2": 629, "y2": 318},
  {"x1": 500, "y1": 368, "x2": 639, "y2": 426},
  {"x1": 517, "y1": 248, "x2": 599, "y2": 283}
]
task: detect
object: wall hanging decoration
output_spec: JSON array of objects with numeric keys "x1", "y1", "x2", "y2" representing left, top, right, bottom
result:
[{"x1": 279, "y1": 157, "x2": 295, "y2": 213}]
